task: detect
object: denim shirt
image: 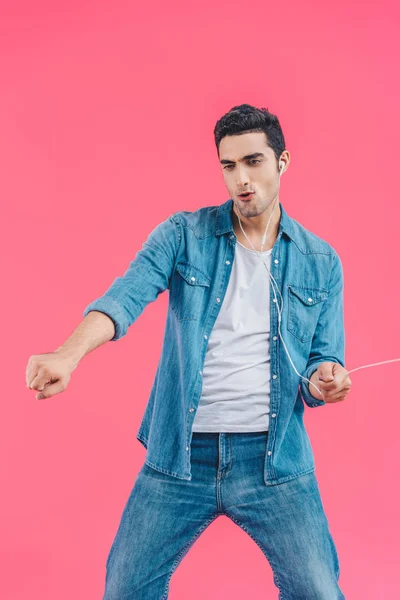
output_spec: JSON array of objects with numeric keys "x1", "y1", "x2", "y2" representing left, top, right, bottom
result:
[{"x1": 83, "y1": 199, "x2": 345, "y2": 486}]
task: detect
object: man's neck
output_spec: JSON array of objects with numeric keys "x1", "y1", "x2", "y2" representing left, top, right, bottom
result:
[{"x1": 231, "y1": 201, "x2": 281, "y2": 251}]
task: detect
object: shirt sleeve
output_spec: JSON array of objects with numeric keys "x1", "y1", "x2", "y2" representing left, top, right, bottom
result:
[
  {"x1": 299, "y1": 251, "x2": 346, "y2": 407},
  {"x1": 82, "y1": 213, "x2": 181, "y2": 341}
]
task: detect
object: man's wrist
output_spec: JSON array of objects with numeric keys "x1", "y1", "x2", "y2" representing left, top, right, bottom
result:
[
  {"x1": 53, "y1": 346, "x2": 83, "y2": 371},
  {"x1": 308, "y1": 370, "x2": 322, "y2": 400}
]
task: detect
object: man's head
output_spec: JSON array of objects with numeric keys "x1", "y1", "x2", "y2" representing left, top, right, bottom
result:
[{"x1": 214, "y1": 104, "x2": 290, "y2": 221}]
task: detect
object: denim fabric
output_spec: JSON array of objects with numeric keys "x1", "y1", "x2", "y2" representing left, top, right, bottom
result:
[
  {"x1": 83, "y1": 199, "x2": 345, "y2": 485},
  {"x1": 102, "y1": 431, "x2": 345, "y2": 600}
]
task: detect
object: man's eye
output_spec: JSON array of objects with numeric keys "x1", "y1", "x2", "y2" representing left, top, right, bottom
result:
[{"x1": 223, "y1": 159, "x2": 261, "y2": 170}]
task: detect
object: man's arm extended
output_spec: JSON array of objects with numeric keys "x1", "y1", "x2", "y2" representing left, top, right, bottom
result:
[
  {"x1": 299, "y1": 251, "x2": 346, "y2": 407},
  {"x1": 26, "y1": 214, "x2": 180, "y2": 400}
]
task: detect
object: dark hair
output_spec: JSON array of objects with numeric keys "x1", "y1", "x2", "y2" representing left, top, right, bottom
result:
[{"x1": 214, "y1": 103, "x2": 286, "y2": 168}]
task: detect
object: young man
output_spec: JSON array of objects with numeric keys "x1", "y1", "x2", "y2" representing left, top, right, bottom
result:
[{"x1": 26, "y1": 104, "x2": 351, "y2": 599}]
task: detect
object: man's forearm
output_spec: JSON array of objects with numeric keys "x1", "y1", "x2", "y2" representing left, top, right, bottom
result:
[{"x1": 54, "y1": 311, "x2": 116, "y2": 367}]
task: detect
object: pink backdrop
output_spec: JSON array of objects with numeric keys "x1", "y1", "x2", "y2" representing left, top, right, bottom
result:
[{"x1": 2, "y1": 1, "x2": 399, "y2": 598}]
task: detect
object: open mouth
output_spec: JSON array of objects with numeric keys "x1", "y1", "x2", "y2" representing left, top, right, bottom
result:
[{"x1": 239, "y1": 192, "x2": 255, "y2": 199}]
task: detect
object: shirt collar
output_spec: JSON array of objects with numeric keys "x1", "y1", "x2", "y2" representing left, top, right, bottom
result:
[{"x1": 215, "y1": 198, "x2": 296, "y2": 242}]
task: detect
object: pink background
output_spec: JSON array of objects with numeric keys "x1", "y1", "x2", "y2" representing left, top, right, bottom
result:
[{"x1": 2, "y1": 1, "x2": 399, "y2": 598}]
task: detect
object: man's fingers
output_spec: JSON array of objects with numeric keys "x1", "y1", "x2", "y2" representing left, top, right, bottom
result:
[
  {"x1": 320, "y1": 375, "x2": 351, "y2": 393},
  {"x1": 318, "y1": 378, "x2": 337, "y2": 392},
  {"x1": 36, "y1": 380, "x2": 66, "y2": 400},
  {"x1": 323, "y1": 386, "x2": 350, "y2": 400},
  {"x1": 28, "y1": 372, "x2": 51, "y2": 392},
  {"x1": 325, "y1": 393, "x2": 347, "y2": 403}
]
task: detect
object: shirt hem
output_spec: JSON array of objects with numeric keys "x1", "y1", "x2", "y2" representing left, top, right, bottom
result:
[
  {"x1": 138, "y1": 430, "x2": 316, "y2": 486},
  {"x1": 192, "y1": 427, "x2": 269, "y2": 433}
]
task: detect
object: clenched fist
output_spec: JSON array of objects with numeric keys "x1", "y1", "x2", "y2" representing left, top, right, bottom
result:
[
  {"x1": 26, "y1": 351, "x2": 78, "y2": 400},
  {"x1": 309, "y1": 362, "x2": 352, "y2": 403}
]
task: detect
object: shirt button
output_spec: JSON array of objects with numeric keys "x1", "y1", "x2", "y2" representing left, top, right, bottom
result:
[
  {"x1": 226, "y1": 260, "x2": 230, "y2": 265},
  {"x1": 186, "y1": 446, "x2": 189, "y2": 451},
  {"x1": 199, "y1": 370, "x2": 202, "y2": 375},
  {"x1": 191, "y1": 276, "x2": 196, "y2": 282},
  {"x1": 189, "y1": 408, "x2": 194, "y2": 413},
  {"x1": 272, "y1": 374, "x2": 278, "y2": 379},
  {"x1": 271, "y1": 413, "x2": 276, "y2": 418},
  {"x1": 216, "y1": 297, "x2": 221, "y2": 303},
  {"x1": 204, "y1": 334, "x2": 208, "y2": 339},
  {"x1": 267, "y1": 450, "x2": 272, "y2": 456},
  {"x1": 273, "y1": 298, "x2": 277, "y2": 303},
  {"x1": 273, "y1": 336, "x2": 278, "y2": 341},
  {"x1": 274, "y1": 259, "x2": 279, "y2": 264},
  {"x1": 230, "y1": 234, "x2": 235, "y2": 239},
  {"x1": 308, "y1": 297, "x2": 313, "y2": 303}
]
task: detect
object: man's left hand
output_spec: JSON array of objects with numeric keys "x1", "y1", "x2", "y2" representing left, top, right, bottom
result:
[{"x1": 309, "y1": 362, "x2": 352, "y2": 403}]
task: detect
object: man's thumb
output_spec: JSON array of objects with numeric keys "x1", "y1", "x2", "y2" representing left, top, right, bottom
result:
[
  {"x1": 36, "y1": 380, "x2": 65, "y2": 400},
  {"x1": 317, "y1": 364, "x2": 335, "y2": 382}
]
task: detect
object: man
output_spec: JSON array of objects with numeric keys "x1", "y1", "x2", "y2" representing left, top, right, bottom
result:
[{"x1": 26, "y1": 104, "x2": 352, "y2": 599}]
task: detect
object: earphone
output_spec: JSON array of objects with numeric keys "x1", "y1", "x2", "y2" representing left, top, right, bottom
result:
[{"x1": 234, "y1": 161, "x2": 400, "y2": 398}]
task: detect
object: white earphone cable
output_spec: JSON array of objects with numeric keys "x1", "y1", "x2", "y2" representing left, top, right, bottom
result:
[{"x1": 234, "y1": 164, "x2": 400, "y2": 399}]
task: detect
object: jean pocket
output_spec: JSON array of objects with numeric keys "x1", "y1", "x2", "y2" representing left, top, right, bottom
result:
[
  {"x1": 287, "y1": 284, "x2": 328, "y2": 342},
  {"x1": 170, "y1": 261, "x2": 211, "y2": 321}
]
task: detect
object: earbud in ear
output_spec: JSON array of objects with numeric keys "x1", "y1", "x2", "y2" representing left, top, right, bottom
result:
[{"x1": 279, "y1": 161, "x2": 285, "y2": 173}]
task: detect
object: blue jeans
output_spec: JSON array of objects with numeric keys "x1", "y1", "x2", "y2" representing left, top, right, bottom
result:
[{"x1": 103, "y1": 432, "x2": 345, "y2": 599}]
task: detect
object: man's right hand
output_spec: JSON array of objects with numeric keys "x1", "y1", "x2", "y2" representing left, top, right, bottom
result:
[{"x1": 26, "y1": 351, "x2": 79, "y2": 400}]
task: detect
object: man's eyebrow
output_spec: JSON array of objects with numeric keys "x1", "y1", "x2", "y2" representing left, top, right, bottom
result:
[{"x1": 220, "y1": 152, "x2": 266, "y2": 165}]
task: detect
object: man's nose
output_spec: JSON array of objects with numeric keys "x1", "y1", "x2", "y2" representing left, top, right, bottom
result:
[{"x1": 235, "y1": 165, "x2": 250, "y2": 186}]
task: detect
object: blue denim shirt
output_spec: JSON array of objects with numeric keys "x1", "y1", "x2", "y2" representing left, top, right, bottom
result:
[{"x1": 83, "y1": 199, "x2": 345, "y2": 486}]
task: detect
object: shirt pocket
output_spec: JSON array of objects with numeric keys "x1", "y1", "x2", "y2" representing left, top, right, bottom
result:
[
  {"x1": 170, "y1": 261, "x2": 211, "y2": 321},
  {"x1": 287, "y1": 284, "x2": 328, "y2": 342}
]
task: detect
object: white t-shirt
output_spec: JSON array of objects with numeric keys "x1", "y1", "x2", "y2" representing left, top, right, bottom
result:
[{"x1": 192, "y1": 239, "x2": 272, "y2": 432}]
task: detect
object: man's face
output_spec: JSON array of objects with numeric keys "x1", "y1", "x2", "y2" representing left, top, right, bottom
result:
[{"x1": 218, "y1": 131, "x2": 289, "y2": 218}]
